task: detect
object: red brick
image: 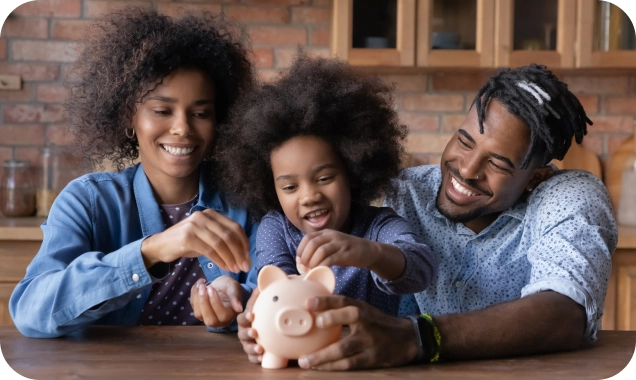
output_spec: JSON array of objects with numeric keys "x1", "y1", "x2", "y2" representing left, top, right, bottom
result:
[
  {"x1": 310, "y1": 26, "x2": 330, "y2": 47},
  {"x1": 580, "y1": 133, "x2": 603, "y2": 156},
  {"x1": 12, "y1": 0, "x2": 81, "y2": 17},
  {"x1": 245, "y1": 0, "x2": 310, "y2": 4},
  {"x1": 47, "y1": 124, "x2": 76, "y2": 146},
  {"x1": 608, "y1": 133, "x2": 633, "y2": 156},
  {"x1": 0, "y1": 39, "x2": 5, "y2": 60},
  {"x1": 0, "y1": 84, "x2": 32, "y2": 102},
  {"x1": 84, "y1": 1, "x2": 152, "y2": 18},
  {"x1": 431, "y1": 71, "x2": 491, "y2": 92},
  {"x1": 588, "y1": 116, "x2": 633, "y2": 133},
  {"x1": 403, "y1": 153, "x2": 430, "y2": 168},
  {"x1": 0, "y1": 63, "x2": 59, "y2": 81},
  {"x1": 563, "y1": 75, "x2": 630, "y2": 95},
  {"x1": 401, "y1": 94, "x2": 464, "y2": 112},
  {"x1": 156, "y1": 3, "x2": 222, "y2": 18},
  {"x1": 292, "y1": 7, "x2": 331, "y2": 24},
  {"x1": 251, "y1": 48, "x2": 274, "y2": 68},
  {"x1": 463, "y1": 93, "x2": 478, "y2": 111},
  {"x1": 1, "y1": 17, "x2": 48, "y2": 39},
  {"x1": 14, "y1": 147, "x2": 43, "y2": 168},
  {"x1": 407, "y1": 133, "x2": 453, "y2": 154},
  {"x1": 605, "y1": 97, "x2": 636, "y2": 114},
  {"x1": 312, "y1": 0, "x2": 332, "y2": 7},
  {"x1": 275, "y1": 47, "x2": 327, "y2": 68},
  {"x1": 0, "y1": 148, "x2": 13, "y2": 166},
  {"x1": 3, "y1": 104, "x2": 65, "y2": 123},
  {"x1": 12, "y1": 40, "x2": 79, "y2": 62},
  {"x1": 225, "y1": 5, "x2": 290, "y2": 23},
  {"x1": 52, "y1": 20, "x2": 92, "y2": 40},
  {"x1": 442, "y1": 114, "x2": 467, "y2": 132},
  {"x1": 37, "y1": 84, "x2": 69, "y2": 103},
  {"x1": 249, "y1": 26, "x2": 307, "y2": 45},
  {"x1": 256, "y1": 69, "x2": 282, "y2": 82},
  {"x1": 379, "y1": 74, "x2": 427, "y2": 92},
  {"x1": 0, "y1": 125, "x2": 45, "y2": 145},
  {"x1": 399, "y1": 112, "x2": 439, "y2": 132},
  {"x1": 576, "y1": 94, "x2": 599, "y2": 115}
]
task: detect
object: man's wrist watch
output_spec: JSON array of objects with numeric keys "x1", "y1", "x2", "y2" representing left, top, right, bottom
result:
[{"x1": 406, "y1": 315, "x2": 427, "y2": 363}]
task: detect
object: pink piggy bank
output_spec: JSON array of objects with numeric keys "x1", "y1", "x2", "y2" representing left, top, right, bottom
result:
[{"x1": 252, "y1": 265, "x2": 342, "y2": 369}]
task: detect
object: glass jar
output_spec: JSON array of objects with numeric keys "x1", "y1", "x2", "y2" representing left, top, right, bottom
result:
[
  {"x1": 1, "y1": 160, "x2": 36, "y2": 217},
  {"x1": 36, "y1": 148, "x2": 60, "y2": 217}
]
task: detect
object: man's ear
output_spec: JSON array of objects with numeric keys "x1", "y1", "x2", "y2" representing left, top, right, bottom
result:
[{"x1": 525, "y1": 166, "x2": 553, "y2": 192}]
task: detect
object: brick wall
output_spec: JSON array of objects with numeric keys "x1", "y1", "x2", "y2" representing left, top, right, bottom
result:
[{"x1": 1, "y1": 0, "x2": 635, "y2": 187}]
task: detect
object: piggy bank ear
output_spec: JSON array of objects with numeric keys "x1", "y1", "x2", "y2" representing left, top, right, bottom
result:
[
  {"x1": 258, "y1": 265, "x2": 289, "y2": 291},
  {"x1": 304, "y1": 266, "x2": 336, "y2": 293}
]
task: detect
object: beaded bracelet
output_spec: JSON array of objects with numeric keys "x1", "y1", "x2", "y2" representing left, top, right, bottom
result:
[{"x1": 421, "y1": 313, "x2": 441, "y2": 363}]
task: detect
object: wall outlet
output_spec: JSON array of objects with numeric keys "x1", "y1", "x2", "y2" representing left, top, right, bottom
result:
[{"x1": 0, "y1": 75, "x2": 21, "y2": 90}]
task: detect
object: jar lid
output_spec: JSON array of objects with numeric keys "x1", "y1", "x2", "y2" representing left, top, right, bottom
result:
[{"x1": 3, "y1": 160, "x2": 29, "y2": 168}]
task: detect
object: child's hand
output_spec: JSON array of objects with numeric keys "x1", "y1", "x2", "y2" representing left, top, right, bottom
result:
[
  {"x1": 141, "y1": 209, "x2": 251, "y2": 273},
  {"x1": 190, "y1": 275, "x2": 243, "y2": 328},
  {"x1": 237, "y1": 287, "x2": 264, "y2": 363},
  {"x1": 296, "y1": 229, "x2": 377, "y2": 270}
]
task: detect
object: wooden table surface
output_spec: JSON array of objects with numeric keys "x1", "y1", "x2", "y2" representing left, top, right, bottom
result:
[{"x1": 0, "y1": 326, "x2": 634, "y2": 380}]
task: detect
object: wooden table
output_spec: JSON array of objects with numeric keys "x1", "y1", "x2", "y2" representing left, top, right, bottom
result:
[{"x1": 0, "y1": 326, "x2": 634, "y2": 379}]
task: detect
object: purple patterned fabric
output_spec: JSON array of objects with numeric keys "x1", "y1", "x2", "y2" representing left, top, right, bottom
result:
[{"x1": 137, "y1": 195, "x2": 204, "y2": 326}]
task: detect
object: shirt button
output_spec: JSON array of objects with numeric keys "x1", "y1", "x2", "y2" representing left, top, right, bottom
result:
[
  {"x1": 132, "y1": 273, "x2": 140, "y2": 282},
  {"x1": 455, "y1": 281, "x2": 462, "y2": 288},
  {"x1": 136, "y1": 294, "x2": 142, "y2": 299},
  {"x1": 207, "y1": 263, "x2": 214, "y2": 269}
]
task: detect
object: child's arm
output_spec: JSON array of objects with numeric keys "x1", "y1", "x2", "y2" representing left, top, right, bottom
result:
[
  {"x1": 296, "y1": 208, "x2": 437, "y2": 294},
  {"x1": 254, "y1": 211, "x2": 299, "y2": 276}
]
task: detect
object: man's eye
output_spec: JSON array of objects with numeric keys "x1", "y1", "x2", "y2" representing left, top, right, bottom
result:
[{"x1": 458, "y1": 138, "x2": 469, "y2": 147}]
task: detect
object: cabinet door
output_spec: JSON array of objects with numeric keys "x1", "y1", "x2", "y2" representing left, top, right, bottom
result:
[
  {"x1": 332, "y1": 0, "x2": 416, "y2": 66},
  {"x1": 618, "y1": 266, "x2": 636, "y2": 330},
  {"x1": 417, "y1": 0, "x2": 495, "y2": 67},
  {"x1": 576, "y1": 0, "x2": 636, "y2": 68},
  {"x1": 495, "y1": 0, "x2": 576, "y2": 68},
  {"x1": 0, "y1": 283, "x2": 16, "y2": 326}
]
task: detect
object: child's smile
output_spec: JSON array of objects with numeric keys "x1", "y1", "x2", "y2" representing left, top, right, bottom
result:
[{"x1": 270, "y1": 136, "x2": 352, "y2": 234}]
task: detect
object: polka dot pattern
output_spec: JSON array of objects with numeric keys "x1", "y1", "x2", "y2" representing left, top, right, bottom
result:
[
  {"x1": 385, "y1": 165, "x2": 617, "y2": 341},
  {"x1": 255, "y1": 205, "x2": 436, "y2": 317},
  {"x1": 138, "y1": 195, "x2": 203, "y2": 326}
]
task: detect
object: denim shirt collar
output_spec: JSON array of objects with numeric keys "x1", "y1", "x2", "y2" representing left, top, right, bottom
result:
[{"x1": 132, "y1": 162, "x2": 223, "y2": 237}]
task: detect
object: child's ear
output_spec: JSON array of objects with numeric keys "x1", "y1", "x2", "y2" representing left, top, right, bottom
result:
[
  {"x1": 258, "y1": 265, "x2": 288, "y2": 291},
  {"x1": 304, "y1": 266, "x2": 336, "y2": 293}
]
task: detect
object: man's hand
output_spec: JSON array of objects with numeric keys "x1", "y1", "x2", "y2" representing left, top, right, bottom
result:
[
  {"x1": 237, "y1": 287, "x2": 263, "y2": 364},
  {"x1": 190, "y1": 275, "x2": 243, "y2": 328},
  {"x1": 297, "y1": 295, "x2": 419, "y2": 370}
]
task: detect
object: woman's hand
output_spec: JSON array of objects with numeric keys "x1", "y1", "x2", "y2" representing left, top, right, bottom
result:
[
  {"x1": 237, "y1": 287, "x2": 264, "y2": 364},
  {"x1": 190, "y1": 276, "x2": 244, "y2": 328},
  {"x1": 298, "y1": 295, "x2": 419, "y2": 370},
  {"x1": 141, "y1": 209, "x2": 251, "y2": 273},
  {"x1": 296, "y1": 230, "x2": 405, "y2": 280}
]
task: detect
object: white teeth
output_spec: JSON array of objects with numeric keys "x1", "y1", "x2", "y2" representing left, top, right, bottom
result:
[
  {"x1": 451, "y1": 177, "x2": 477, "y2": 196},
  {"x1": 162, "y1": 145, "x2": 194, "y2": 156},
  {"x1": 308, "y1": 210, "x2": 327, "y2": 218}
]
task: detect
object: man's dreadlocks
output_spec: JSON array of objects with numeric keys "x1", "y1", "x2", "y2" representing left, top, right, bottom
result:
[{"x1": 473, "y1": 63, "x2": 592, "y2": 169}]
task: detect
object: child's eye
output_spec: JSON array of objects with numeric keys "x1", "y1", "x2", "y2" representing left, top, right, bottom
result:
[
  {"x1": 317, "y1": 176, "x2": 334, "y2": 183},
  {"x1": 153, "y1": 109, "x2": 171, "y2": 115},
  {"x1": 193, "y1": 111, "x2": 212, "y2": 118},
  {"x1": 282, "y1": 185, "x2": 297, "y2": 191}
]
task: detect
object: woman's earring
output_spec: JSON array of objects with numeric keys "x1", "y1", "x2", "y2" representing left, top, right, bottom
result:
[{"x1": 125, "y1": 128, "x2": 136, "y2": 139}]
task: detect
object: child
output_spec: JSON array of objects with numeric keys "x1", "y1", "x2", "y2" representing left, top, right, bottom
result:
[
  {"x1": 10, "y1": 7, "x2": 258, "y2": 338},
  {"x1": 215, "y1": 53, "x2": 437, "y2": 317}
]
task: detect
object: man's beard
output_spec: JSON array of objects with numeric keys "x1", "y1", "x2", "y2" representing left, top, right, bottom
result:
[{"x1": 435, "y1": 184, "x2": 488, "y2": 224}]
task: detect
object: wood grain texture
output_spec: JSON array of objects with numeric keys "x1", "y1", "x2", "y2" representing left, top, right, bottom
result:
[
  {"x1": 551, "y1": 141, "x2": 602, "y2": 179},
  {"x1": 0, "y1": 326, "x2": 634, "y2": 379},
  {"x1": 607, "y1": 136, "x2": 633, "y2": 211}
]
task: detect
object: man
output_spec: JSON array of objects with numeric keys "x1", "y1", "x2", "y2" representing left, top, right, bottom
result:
[{"x1": 238, "y1": 64, "x2": 617, "y2": 370}]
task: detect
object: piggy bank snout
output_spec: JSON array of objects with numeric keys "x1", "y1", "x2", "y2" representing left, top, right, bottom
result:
[{"x1": 275, "y1": 306, "x2": 313, "y2": 336}]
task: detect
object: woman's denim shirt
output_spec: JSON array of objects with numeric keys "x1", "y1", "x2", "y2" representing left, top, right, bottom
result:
[{"x1": 9, "y1": 163, "x2": 258, "y2": 338}]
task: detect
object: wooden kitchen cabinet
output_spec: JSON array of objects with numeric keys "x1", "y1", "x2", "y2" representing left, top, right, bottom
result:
[
  {"x1": 603, "y1": 226, "x2": 636, "y2": 331},
  {"x1": 332, "y1": 0, "x2": 416, "y2": 66},
  {"x1": 576, "y1": 0, "x2": 636, "y2": 68},
  {"x1": 494, "y1": 0, "x2": 576, "y2": 68},
  {"x1": 0, "y1": 218, "x2": 44, "y2": 326},
  {"x1": 332, "y1": 0, "x2": 636, "y2": 69}
]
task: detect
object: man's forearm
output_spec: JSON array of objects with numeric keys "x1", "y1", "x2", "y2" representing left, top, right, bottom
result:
[{"x1": 434, "y1": 291, "x2": 587, "y2": 360}]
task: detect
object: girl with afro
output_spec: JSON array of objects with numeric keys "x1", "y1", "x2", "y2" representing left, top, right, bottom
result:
[
  {"x1": 215, "y1": 53, "x2": 437, "y2": 329},
  {"x1": 10, "y1": 7, "x2": 259, "y2": 337}
]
